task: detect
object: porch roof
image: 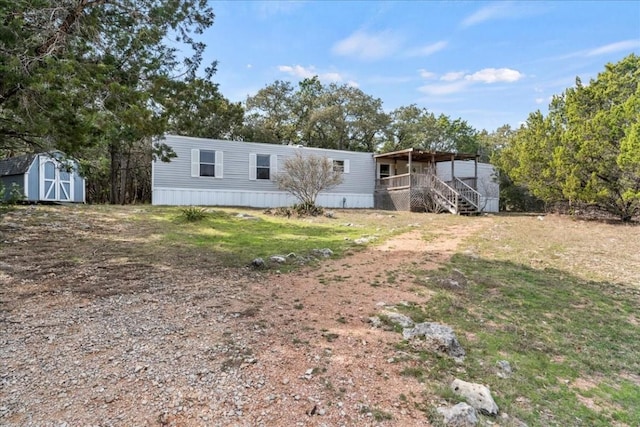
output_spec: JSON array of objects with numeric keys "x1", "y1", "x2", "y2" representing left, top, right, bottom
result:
[{"x1": 374, "y1": 147, "x2": 477, "y2": 163}]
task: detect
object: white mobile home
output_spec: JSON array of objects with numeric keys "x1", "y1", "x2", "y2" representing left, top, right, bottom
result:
[
  {"x1": 152, "y1": 135, "x2": 499, "y2": 213},
  {"x1": 152, "y1": 135, "x2": 376, "y2": 208}
]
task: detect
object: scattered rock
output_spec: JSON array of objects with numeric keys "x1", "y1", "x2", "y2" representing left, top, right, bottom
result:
[
  {"x1": 451, "y1": 379, "x2": 499, "y2": 416},
  {"x1": 324, "y1": 211, "x2": 335, "y2": 218},
  {"x1": 236, "y1": 213, "x2": 260, "y2": 220},
  {"x1": 402, "y1": 322, "x2": 466, "y2": 361},
  {"x1": 312, "y1": 248, "x2": 333, "y2": 258},
  {"x1": 437, "y1": 402, "x2": 478, "y2": 426},
  {"x1": 368, "y1": 317, "x2": 382, "y2": 328},
  {"x1": 354, "y1": 235, "x2": 377, "y2": 245},
  {"x1": 251, "y1": 258, "x2": 266, "y2": 268},
  {"x1": 378, "y1": 310, "x2": 414, "y2": 328},
  {"x1": 496, "y1": 360, "x2": 512, "y2": 378},
  {"x1": 269, "y1": 255, "x2": 287, "y2": 264}
]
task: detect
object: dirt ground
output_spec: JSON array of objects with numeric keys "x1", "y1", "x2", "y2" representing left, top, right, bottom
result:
[{"x1": 1, "y1": 206, "x2": 489, "y2": 426}]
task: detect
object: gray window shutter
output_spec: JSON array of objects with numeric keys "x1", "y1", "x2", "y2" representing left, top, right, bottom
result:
[
  {"x1": 215, "y1": 151, "x2": 223, "y2": 179},
  {"x1": 249, "y1": 153, "x2": 257, "y2": 180},
  {"x1": 344, "y1": 159, "x2": 350, "y2": 174},
  {"x1": 191, "y1": 149, "x2": 199, "y2": 177},
  {"x1": 270, "y1": 154, "x2": 278, "y2": 180}
]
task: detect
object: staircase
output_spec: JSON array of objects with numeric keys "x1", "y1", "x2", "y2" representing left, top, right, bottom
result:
[{"x1": 422, "y1": 173, "x2": 481, "y2": 215}]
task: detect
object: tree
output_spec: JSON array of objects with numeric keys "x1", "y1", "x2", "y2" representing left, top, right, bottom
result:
[
  {"x1": 243, "y1": 78, "x2": 390, "y2": 151},
  {"x1": 243, "y1": 80, "x2": 296, "y2": 143},
  {"x1": 381, "y1": 105, "x2": 480, "y2": 154},
  {"x1": 276, "y1": 152, "x2": 343, "y2": 211},
  {"x1": 165, "y1": 78, "x2": 245, "y2": 140},
  {"x1": 1, "y1": 1, "x2": 218, "y2": 204},
  {"x1": 488, "y1": 124, "x2": 544, "y2": 211},
  {"x1": 499, "y1": 54, "x2": 640, "y2": 220}
]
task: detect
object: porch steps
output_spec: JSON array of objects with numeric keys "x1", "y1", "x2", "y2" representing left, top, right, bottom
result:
[{"x1": 429, "y1": 174, "x2": 480, "y2": 215}]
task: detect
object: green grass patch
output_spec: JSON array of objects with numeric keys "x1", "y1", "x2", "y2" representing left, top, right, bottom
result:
[
  {"x1": 408, "y1": 254, "x2": 640, "y2": 426},
  {"x1": 143, "y1": 207, "x2": 414, "y2": 269}
]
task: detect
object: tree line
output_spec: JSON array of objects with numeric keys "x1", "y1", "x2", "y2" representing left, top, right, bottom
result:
[{"x1": 1, "y1": 3, "x2": 638, "y2": 220}]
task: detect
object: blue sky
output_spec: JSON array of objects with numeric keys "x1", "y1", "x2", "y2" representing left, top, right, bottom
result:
[{"x1": 202, "y1": 1, "x2": 640, "y2": 132}]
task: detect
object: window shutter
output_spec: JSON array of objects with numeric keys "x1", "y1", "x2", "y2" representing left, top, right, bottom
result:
[
  {"x1": 191, "y1": 149, "x2": 199, "y2": 177},
  {"x1": 215, "y1": 151, "x2": 223, "y2": 179},
  {"x1": 270, "y1": 154, "x2": 278, "y2": 180},
  {"x1": 249, "y1": 153, "x2": 257, "y2": 180},
  {"x1": 343, "y1": 159, "x2": 350, "y2": 174}
]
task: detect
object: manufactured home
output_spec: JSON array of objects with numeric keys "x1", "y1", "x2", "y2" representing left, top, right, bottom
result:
[
  {"x1": 0, "y1": 152, "x2": 86, "y2": 203},
  {"x1": 152, "y1": 135, "x2": 499, "y2": 213}
]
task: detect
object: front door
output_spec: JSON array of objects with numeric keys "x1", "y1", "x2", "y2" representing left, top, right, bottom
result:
[{"x1": 40, "y1": 157, "x2": 73, "y2": 201}]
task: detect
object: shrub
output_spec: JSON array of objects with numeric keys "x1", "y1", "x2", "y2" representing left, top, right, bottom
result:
[{"x1": 180, "y1": 206, "x2": 208, "y2": 221}]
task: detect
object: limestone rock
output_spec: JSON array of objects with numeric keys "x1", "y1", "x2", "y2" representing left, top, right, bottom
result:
[
  {"x1": 379, "y1": 310, "x2": 414, "y2": 328},
  {"x1": 451, "y1": 379, "x2": 499, "y2": 416},
  {"x1": 269, "y1": 255, "x2": 287, "y2": 264},
  {"x1": 437, "y1": 402, "x2": 478, "y2": 426},
  {"x1": 251, "y1": 258, "x2": 265, "y2": 268},
  {"x1": 312, "y1": 248, "x2": 333, "y2": 258},
  {"x1": 402, "y1": 322, "x2": 465, "y2": 360},
  {"x1": 496, "y1": 360, "x2": 512, "y2": 378}
]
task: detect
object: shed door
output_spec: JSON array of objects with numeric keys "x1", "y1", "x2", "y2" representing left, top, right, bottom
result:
[{"x1": 40, "y1": 157, "x2": 73, "y2": 201}]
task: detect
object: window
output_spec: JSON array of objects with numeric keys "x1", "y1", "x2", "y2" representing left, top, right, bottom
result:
[
  {"x1": 329, "y1": 158, "x2": 349, "y2": 173},
  {"x1": 250, "y1": 153, "x2": 276, "y2": 180},
  {"x1": 191, "y1": 149, "x2": 223, "y2": 178},
  {"x1": 199, "y1": 150, "x2": 216, "y2": 177},
  {"x1": 380, "y1": 164, "x2": 391, "y2": 179},
  {"x1": 256, "y1": 154, "x2": 270, "y2": 180}
]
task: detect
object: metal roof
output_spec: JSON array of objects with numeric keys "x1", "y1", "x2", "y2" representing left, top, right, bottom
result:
[
  {"x1": 0, "y1": 154, "x2": 36, "y2": 177},
  {"x1": 374, "y1": 148, "x2": 477, "y2": 163}
]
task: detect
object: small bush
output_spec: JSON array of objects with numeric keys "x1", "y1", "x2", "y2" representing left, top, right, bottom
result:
[
  {"x1": 181, "y1": 206, "x2": 208, "y2": 222},
  {"x1": 293, "y1": 202, "x2": 324, "y2": 217}
]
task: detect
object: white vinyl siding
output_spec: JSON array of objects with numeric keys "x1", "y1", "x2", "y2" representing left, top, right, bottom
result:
[{"x1": 191, "y1": 149, "x2": 223, "y2": 178}]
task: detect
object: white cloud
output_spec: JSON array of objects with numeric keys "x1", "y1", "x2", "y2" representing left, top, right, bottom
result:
[
  {"x1": 465, "y1": 68, "x2": 523, "y2": 83},
  {"x1": 419, "y1": 69, "x2": 436, "y2": 79},
  {"x1": 419, "y1": 81, "x2": 470, "y2": 96},
  {"x1": 346, "y1": 80, "x2": 359, "y2": 88},
  {"x1": 586, "y1": 39, "x2": 640, "y2": 56},
  {"x1": 441, "y1": 71, "x2": 466, "y2": 82},
  {"x1": 418, "y1": 67, "x2": 524, "y2": 97},
  {"x1": 246, "y1": 64, "x2": 253, "y2": 69},
  {"x1": 406, "y1": 40, "x2": 448, "y2": 57},
  {"x1": 332, "y1": 30, "x2": 403, "y2": 60},
  {"x1": 278, "y1": 65, "x2": 343, "y2": 83},
  {"x1": 535, "y1": 97, "x2": 545, "y2": 104},
  {"x1": 461, "y1": 2, "x2": 513, "y2": 28}
]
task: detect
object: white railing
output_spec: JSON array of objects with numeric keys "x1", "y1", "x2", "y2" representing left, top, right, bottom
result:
[
  {"x1": 425, "y1": 173, "x2": 458, "y2": 214},
  {"x1": 377, "y1": 173, "x2": 410, "y2": 189},
  {"x1": 453, "y1": 177, "x2": 480, "y2": 210}
]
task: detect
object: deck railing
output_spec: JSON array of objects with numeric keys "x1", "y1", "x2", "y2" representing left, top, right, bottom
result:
[
  {"x1": 377, "y1": 173, "x2": 480, "y2": 214},
  {"x1": 377, "y1": 173, "x2": 410, "y2": 189},
  {"x1": 425, "y1": 173, "x2": 458, "y2": 213},
  {"x1": 452, "y1": 177, "x2": 480, "y2": 210}
]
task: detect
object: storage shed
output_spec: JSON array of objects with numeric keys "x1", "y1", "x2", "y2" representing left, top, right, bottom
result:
[{"x1": 0, "y1": 152, "x2": 86, "y2": 203}]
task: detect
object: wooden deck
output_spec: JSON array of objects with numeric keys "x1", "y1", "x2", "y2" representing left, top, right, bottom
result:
[{"x1": 375, "y1": 172, "x2": 481, "y2": 215}]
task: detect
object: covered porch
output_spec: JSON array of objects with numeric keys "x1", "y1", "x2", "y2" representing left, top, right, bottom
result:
[{"x1": 374, "y1": 148, "x2": 481, "y2": 213}]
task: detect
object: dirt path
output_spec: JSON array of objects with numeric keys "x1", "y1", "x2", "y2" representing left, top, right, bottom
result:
[
  {"x1": 0, "y1": 207, "x2": 488, "y2": 426},
  {"x1": 236, "y1": 222, "x2": 487, "y2": 426}
]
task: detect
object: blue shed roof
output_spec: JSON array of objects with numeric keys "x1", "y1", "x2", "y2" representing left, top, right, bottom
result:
[{"x1": 0, "y1": 154, "x2": 36, "y2": 177}]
